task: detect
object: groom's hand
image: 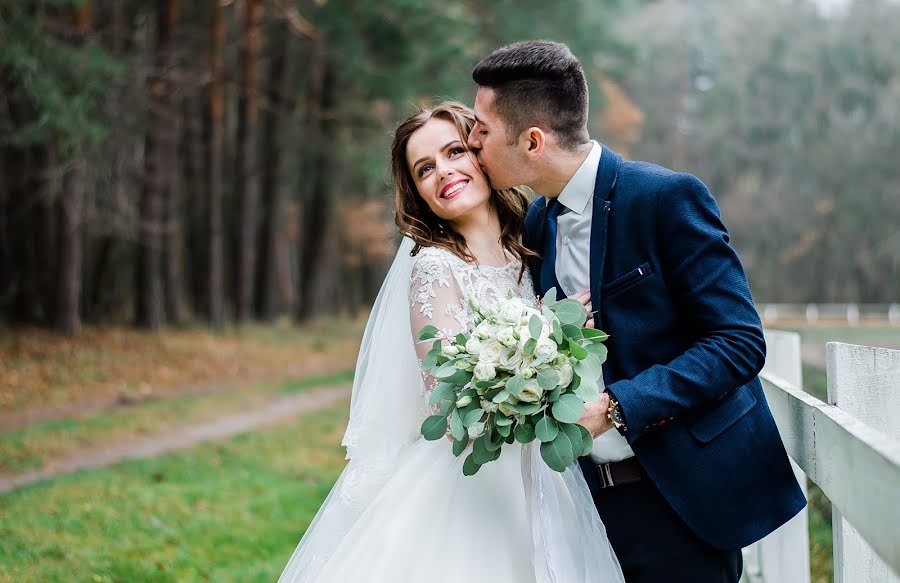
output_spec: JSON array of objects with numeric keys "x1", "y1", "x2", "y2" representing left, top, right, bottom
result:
[
  {"x1": 569, "y1": 290, "x2": 596, "y2": 328},
  {"x1": 578, "y1": 392, "x2": 615, "y2": 438}
]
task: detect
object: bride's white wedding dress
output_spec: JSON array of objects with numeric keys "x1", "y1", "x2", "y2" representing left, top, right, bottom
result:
[{"x1": 277, "y1": 238, "x2": 623, "y2": 583}]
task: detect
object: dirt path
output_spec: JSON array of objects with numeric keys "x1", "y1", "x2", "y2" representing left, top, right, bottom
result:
[
  {"x1": 0, "y1": 384, "x2": 350, "y2": 495},
  {"x1": 0, "y1": 363, "x2": 347, "y2": 433}
]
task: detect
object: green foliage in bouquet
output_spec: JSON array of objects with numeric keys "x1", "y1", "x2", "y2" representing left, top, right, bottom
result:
[{"x1": 418, "y1": 289, "x2": 608, "y2": 476}]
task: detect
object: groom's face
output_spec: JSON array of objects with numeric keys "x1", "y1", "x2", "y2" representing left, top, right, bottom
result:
[{"x1": 468, "y1": 88, "x2": 528, "y2": 191}]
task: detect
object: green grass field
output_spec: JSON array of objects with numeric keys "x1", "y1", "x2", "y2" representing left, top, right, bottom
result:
[{"x1": 0, "y1": 402, "x2": 350, "y2": 583}]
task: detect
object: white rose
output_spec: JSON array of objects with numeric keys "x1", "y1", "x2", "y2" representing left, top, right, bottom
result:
[
  {"x1": 535, "y1": 337, "x2": 558, "y2": 361},
  {"x1": 498, "y1": 348, "x2": 524, "y2": 371},
  {"x1": 465, "y1": 337, "x2": 483, "y2": 356},
  {"x1": 557, "y1": 360, "x2": 574, "y2": 388},
  {"x1": 497, "y1": 326, "x2": 518, "y2": 347},
  {"x1": 498, "y1": 402, "x2": 517, "y2": 417},
  {"x1": 480, "y1": 399, "x2": 499, "y2": 412},
  {"x1": 441, "y1": 345, "x2": 460, "y2": 358},
  {"x1": 499, "y1": 300, "x2": 525, "y2": 324},
  {"x1": 519, "y1": 378, "x2": 544, "y2": 403},
  {"x1": 479, "y1": 341, "x2": 504, "y2": 365},
  {"x1": 473, "y1": 361, "x2": 496, "y2": 381}
]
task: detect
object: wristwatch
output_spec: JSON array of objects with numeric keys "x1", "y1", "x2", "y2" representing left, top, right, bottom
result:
[{"x1": 607, "y1": 396, "x2": 627, "y2": 434}]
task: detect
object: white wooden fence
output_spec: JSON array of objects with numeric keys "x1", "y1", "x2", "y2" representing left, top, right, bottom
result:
[
  {"x1": 759, "y1": 303, "x2": 900, "y2": 326},
  {"x1": 742, "y1": 331, "x2": 900, "y2": 583}
]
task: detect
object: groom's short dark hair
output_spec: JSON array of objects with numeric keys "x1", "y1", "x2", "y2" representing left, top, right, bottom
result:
[{"x1": 472, "y1": 40, "x2": 589, "y2": 150}]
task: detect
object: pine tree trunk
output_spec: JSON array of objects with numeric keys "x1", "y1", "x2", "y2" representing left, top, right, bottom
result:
[
  {"x1": 255, "y1": 25, "x2": 295, "y2": 320},
  {"x1": 136, "y1": 0, "x2": 178, "y2": 329},
  {"x1": 233, "y1": 0, "x2": 263, "y2": 323},
  {"x1": 206, "y1": 0, "x2": 226, "y2": 326}
]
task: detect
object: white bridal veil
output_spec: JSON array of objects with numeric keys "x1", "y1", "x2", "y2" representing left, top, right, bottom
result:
[{"x1": 277, "y1": 236, "x2": 624, "y2": 583}]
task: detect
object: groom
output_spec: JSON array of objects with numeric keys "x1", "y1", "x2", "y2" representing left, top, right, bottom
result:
[{"x1": 467, "y1": 41, "x2": 806, "y2": 582}]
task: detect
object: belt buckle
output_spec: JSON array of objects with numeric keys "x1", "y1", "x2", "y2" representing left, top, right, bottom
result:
[{"x1": 597, "y1": 462, "x2": 615, "y2": 488}]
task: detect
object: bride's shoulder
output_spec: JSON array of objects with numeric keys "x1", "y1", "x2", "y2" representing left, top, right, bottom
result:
[{"x1": 411, "y1": 246, "x2": 462, "y2": 272}]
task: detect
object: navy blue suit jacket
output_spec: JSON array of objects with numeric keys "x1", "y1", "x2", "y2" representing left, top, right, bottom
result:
[{"x1": 523, "y1": 145, "x2": 806, "y2": 550}]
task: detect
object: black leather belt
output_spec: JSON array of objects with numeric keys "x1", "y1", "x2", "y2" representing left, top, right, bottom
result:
[{"x1": 595, "y1": 458, "x2": 643, "y2": 488}]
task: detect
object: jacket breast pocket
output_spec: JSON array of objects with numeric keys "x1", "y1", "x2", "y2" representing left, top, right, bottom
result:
[
  {"x1": 689, "y1": 387, "x2": 757, "y2": 444},
  {"x1": 602, "y1": 262, "x2": 653, "y2": 298}
]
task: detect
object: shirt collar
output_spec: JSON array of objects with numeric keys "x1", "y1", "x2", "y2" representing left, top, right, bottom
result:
[{"x1": 557, "y1": 141, "x2": 602, "y2": 216}]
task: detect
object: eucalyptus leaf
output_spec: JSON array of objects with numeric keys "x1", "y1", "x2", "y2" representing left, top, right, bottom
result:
[
  {"x1": 421, "y1": 415, "x2": 448, "y2": 441},
  {"x1": 537, "y1": 368, "x2": 560, "y2": 391},
  {"x1": 560, "y1": 423, "x2": 585, "y2": 458},
  {"x1": 552, "y1": 318, "x2": 563, "y2": 344},
  {"x1": 445, "y1": 369, "x2": 473, "y2": 386},
  {"x1": 548, "y1": 386, "x2": 562, "y2": 402},
  {"x1": 524, "y1": 338, "x2": 537, "y2": 358},
  {"x1": 585, "y1": 343, "x2": 609, "y2": 362},
  {"x1": 553, "y1": 299, "x2": 587, "y2": 326},
  {"x1": 472, "y1": 436, "x2": 494, "y2": 464},
  {"x1": 516, "y1": 402, "x2": 543, "y2": 416},
  {"x1": 529, "y1": 314, "x2": 543, "y2": 341},
  {"x1": 543, "y1": 287, "x2": 558, "y2": 306},
  {"x1": 428, "y1": 383, "x2": 454, "y2": 406},
  {"x1": 582, "y1": 328, "x2": 609, "y2": 341},
  {"x1": 434, "y1": 361, "x2": 460, "y2": 379},
  {"x1": 494, "y1": 413, "x2": 513, "y2": 426},
  {"x1": 573, "y1": 380, "x2": 600, "y2": 405},
  {"x1": 577, "y1": 423, "x2": 594, "y2": 457},
  {"x1": 535, "y1": 415, "x2": 560, "y2": 442},
  {"x1": 552, "y1": 394, "x2": 586, "y2": 423},
  {"x1": 574, "y1": 354, "x2": 603, "y2": 381},
  {"x1": 463, "y1": 408, "x2": 485, "y2": 427},
  {"x1": 561, "y1": 324, "x2": 583, "y2": 341},
  {"x1": 456, "y1": 333, "x2": 468, "y2": 346},
  {"x1": 422, "y1": 348, "x2": 439, "y2": 370},
  {"x1": 506, "y1": 375, "x2": 525, "y2": 398},
  {"x1": 568, "y1": 339, "x2": 588, "y2": 360},
  {"x1": 450, "y1": 409, "x2": 465, "y2": 441},
  {"x1": 515, "y1": 423, "x2": 536, "y2": 444},
  {"x1": 486, "y1": 428, "x2": 504, "y2": 451},
  {"x1": 496, "y1": 423, "x2": 511, "y2": 437},
  {"x1": 492, "y1": 390, "x2": 511, "y2": 403},
  {"x1": 540, "y1": 431, "x2": 575, "y2": 472},
  {"x1": 463, "y1": 453, "x2": 481, "y2": 476},
  {"x1": 418, "y1": 325, "x2": 439, "y2": 341},
  {"x1": 452, "y1": 436, "x2": 468, "y2": 457}
]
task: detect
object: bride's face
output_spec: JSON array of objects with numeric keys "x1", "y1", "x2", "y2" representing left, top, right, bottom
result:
[{"x1": 405, "y1": 118, "x2": 491, "y2": 223}]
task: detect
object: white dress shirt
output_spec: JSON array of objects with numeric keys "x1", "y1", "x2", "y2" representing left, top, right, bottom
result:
[{"x1": 554, "y1": 141, "x2": 635, "y2": 464}]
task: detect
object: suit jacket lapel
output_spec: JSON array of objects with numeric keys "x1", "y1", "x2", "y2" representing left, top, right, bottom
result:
[{"x1": 589, "y1": 145, "x2": 622, "y2": 330}]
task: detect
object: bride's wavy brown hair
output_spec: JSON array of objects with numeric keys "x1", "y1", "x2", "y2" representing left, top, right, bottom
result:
[{"x1": 392, "y1": 101, "x2": 536, "y2": 281}]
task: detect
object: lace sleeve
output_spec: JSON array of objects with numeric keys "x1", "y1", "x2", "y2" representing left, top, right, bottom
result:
[{"x1": 408, "y1": 251, "x2": 470, "y2": 399}]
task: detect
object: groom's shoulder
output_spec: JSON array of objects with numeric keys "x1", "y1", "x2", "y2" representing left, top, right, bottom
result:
[{"x1": 617, "y1": 159, "x2": 711, "y2": 205}]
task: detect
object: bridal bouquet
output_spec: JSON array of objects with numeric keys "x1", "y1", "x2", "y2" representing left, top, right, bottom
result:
[{"x1": 418, "y1": 289, "x2": 608, "y2": 476}]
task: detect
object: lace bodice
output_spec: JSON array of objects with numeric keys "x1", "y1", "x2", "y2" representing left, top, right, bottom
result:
[{"x1": 408, "y1": 246, "x2": 537, "y2": 394}]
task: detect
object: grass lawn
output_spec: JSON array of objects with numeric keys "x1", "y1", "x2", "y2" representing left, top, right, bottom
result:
[
  {"x1": 0, "y1": 371, "x2": 353, "y2": 476},
  {"x1": 0, "y1": 402, "x2": 350, "y2": 583}
]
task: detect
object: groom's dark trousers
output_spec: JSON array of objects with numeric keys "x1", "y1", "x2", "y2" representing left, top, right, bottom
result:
[{"x1": 524, "y1": 145, "x2": 806, "y2": 582}]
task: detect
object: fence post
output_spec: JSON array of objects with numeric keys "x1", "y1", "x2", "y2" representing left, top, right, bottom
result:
[
  {"x1": 827, "y1": 342, "x2": 900, "y2": 583},
  {"x1": 744, "y1": 330, "x2": 811, "y2": 583}
]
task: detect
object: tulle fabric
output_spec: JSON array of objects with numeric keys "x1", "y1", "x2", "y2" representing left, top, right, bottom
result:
[{"x1": 277, "y1": 237, "x2": 624, "y2": 583}]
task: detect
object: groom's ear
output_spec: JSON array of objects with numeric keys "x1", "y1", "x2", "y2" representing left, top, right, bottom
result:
[{"x1": 521, "y1": 127, "x2": 545, "y2": 157}]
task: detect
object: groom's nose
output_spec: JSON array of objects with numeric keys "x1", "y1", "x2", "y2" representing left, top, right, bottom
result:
[{"x1": 466, "y1": 128, "x2": 481, "y2": 151}]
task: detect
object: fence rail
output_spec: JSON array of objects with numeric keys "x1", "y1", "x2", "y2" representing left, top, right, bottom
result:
[
  {"x1": 743, "y1": 332, "x2": 900, "y2": 583},
  {"x1": 758, "y1": 303, "x2": 900, "y2": 326}
]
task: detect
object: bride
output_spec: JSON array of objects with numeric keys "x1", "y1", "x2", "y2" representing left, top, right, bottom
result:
[{"x1": 277, "y1": 102, "x2": 624, "y2": 583}]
